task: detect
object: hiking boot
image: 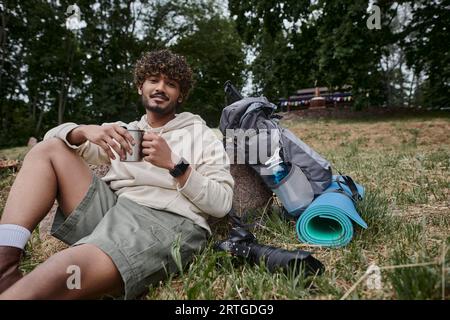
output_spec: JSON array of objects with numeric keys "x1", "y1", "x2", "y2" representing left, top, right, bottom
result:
[{"x1": 0, "y1": 246, "x2": 23, "y2": 294}]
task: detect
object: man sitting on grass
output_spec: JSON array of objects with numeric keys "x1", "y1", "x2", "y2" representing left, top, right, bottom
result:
[{"x1": 0, "y1": 49, "x2": 234, "y2": 299}]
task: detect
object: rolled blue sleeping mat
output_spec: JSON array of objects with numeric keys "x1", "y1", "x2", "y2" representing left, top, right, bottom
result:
[{"x1": 296, "y1": 176, "x2": 368, "y2": 247}]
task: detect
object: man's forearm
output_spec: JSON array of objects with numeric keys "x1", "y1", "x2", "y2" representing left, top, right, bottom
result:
[{"x1": 67, "y1": 125, "x2": 88, "y2": 146}]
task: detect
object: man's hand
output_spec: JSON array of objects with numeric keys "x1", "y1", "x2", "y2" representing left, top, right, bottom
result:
[
  {"x1": 69, "y1": 124, "x2": 135, "y2": 160},
  {"x1": 142, "y1": 132, "x2": 176, "y2": 170}
]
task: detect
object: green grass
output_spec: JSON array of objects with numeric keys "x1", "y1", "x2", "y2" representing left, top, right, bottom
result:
[
  {"x1": 387, "y1": 245, "x2": 444, "y2": 300},
  {"x1": 0, "y1": 146, "x2": 29, "y2": 161},
  {"x1": 0, "y1": 116, "x2": 449, "y2": 299}
]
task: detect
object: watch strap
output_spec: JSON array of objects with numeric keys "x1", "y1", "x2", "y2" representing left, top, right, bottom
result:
[{"x1": 169, "y1": 157, "x2": 189, "y2": 177}]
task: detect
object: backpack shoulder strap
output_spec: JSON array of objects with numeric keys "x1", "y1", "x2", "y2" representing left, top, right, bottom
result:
[
  {"x1": 324, "y1": 174, "x2": 362, "y2": 202},
  {"x1": 340, "y1": 175, "x2": 362, "y2": 201}
]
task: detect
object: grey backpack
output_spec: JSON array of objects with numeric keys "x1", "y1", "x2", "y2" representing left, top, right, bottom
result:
[{"x1": 219, "y1": 96, "x2": 332, "y2": 217}]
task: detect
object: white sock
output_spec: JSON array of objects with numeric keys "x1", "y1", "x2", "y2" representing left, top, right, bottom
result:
[{"x1": 0, "y1": 224, "x2": 31, "y2": 250}]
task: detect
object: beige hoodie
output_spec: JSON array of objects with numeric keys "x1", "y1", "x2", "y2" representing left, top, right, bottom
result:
[{"x1": 43, "y1": 112, "x2": 234, "y2": 234}]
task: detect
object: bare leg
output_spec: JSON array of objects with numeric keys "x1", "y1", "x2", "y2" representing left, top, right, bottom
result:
[
  {"x1": 0, "y1": 138, "x2": 124, "y2": 298},
  {"x1": 0, "y1": 244, "x2": 124, "y2": 300},
  {"x1": 1, "y1": 138, "x2": 93, "y2": 229}
]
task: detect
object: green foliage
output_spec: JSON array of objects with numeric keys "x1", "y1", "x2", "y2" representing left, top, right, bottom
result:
[
  {"x1": 1, "y1": 0, "x2": 447, "y2": 147},
  {"x1": 229, "y1": 0, "x2": 449, "y2": 109},
  {"x1": 0, "y1": 0, "x2": 246, "y2": 146},
  {"x1": 401, "y1": 0, "x2": 450, "y2": 109},
  {"x1": 173, "y1": 15, "x2": 246, "y2": 126},
  {"x1": 229, "y1": 0, "x2": 395, "y2": 104}
]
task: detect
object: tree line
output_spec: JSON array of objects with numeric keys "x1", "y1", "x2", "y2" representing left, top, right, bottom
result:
[
  {"x1": 229, "y1": 0, "x2": 449, "y2": 110},
  {"x1": 0, "y1": 0, "x2": 448, "y2": 148}
]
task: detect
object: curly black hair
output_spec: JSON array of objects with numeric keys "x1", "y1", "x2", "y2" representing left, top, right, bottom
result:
[{"x1": 133, "y1": 50, "x2": 194, "y2": 101}]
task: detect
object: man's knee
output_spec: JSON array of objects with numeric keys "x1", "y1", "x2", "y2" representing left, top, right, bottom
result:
[{"x1": 25, "y1": 138, "x2": 72, "y2": 160}]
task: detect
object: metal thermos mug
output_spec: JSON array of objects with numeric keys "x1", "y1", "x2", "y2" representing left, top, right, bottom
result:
[{"x1": 121, "y1": 129, "x2": 144, "y2": 162}]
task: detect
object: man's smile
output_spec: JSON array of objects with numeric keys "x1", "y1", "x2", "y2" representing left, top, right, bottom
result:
[{"x1": 150, "y1": 93, "x2": 169, "y2": 104}]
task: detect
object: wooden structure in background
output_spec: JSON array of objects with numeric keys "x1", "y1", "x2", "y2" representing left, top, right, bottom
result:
[{"x1": 279, "y1": 85, "x2": 353, "y2": 112}]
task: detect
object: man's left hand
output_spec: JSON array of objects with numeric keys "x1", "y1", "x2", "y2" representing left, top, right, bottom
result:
[{"x1": 142, "y1": 132, "x2": 175, "y2": 170}]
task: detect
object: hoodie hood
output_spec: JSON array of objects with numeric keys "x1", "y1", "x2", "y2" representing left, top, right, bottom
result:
[{"x1": 132, "y1": 112, "x2": 206, "y2": 134}]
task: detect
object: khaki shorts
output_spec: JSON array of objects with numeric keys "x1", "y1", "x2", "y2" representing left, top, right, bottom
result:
[{"x1": 50, "y1": 175, "x2": 208, "y2": 299}]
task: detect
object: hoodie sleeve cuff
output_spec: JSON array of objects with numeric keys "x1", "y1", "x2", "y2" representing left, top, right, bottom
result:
[
  {"x1": 59, "y1": 124, "x2": 83, "y2": 149},
  {"x1": 43, "y1": 122, "x2": 82, "y2": 150},
  {"x1": 176, "y1": 168, "x2": 206, "y2": 201}
]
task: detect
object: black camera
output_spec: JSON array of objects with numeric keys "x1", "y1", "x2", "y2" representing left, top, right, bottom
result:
[{"x1": 215, "y1": 227, "x2": 325, "y2": 277}]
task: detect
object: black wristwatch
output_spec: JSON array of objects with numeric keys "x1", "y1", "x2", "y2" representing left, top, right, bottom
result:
[{"x1": 169, "y1": 157, "x2": 190, "y2": 178}]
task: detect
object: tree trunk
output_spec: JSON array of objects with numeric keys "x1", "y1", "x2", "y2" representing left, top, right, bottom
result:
[
  {"x1": 0, "y1": 10, "x2": 8, "y2": 124},
  {"x1": 29, "y1": 95, "x2": 37, "y2": 121},
  {"x1": 58, "y1": 38, "x2": 75, "y2": 124},
  {"x1": 407, "y1": 72, "x2": 417, "y2": 108},
  {"x1": 0, "y1": 10, "x2": 7, "y2": 93},
  {"x1": 35, "y1": 108, "x2": 45, "y2": 136},
  {"x1": 398, "y1": 52, "x2": 405, "y2": 107}
]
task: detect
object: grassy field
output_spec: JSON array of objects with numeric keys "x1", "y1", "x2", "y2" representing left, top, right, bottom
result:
[{"x1": 0, "y1": 114, "x2": 449, "y2": 300}]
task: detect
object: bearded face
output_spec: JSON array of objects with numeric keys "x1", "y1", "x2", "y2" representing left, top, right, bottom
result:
[{"x1": 138, "y1": 74, "x2": 182, "y2": 115}]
